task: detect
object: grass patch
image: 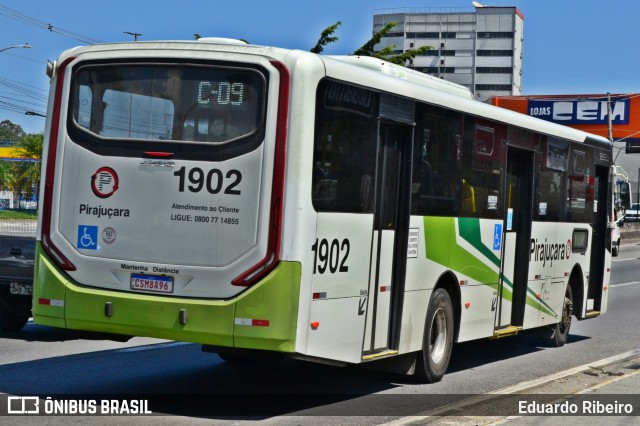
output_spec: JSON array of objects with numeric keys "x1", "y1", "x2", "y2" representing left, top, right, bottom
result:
[{"x1": 0, "y1": 210, "x2": 38, "y2": 220}]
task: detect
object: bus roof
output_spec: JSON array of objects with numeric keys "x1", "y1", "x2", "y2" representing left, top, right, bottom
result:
[
  {"x1": 53, "y1": 40, "x2": 611, "y2": 150},
  {"x1": 319, "y1": 54, "x2": 611, "y2": 148},
  {"x1": 326, "y1": 55, "x2": 474, "y2": 100}
]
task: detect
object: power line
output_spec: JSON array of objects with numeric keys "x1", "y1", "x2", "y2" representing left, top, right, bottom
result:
[
  {"x1": 0, "y1": 98, "x2": 46, "y2": 116},
  {"x1": 0, "y1": 72, "x2": 49, "y2": 118},
  {"x1": 0, "y1": 77, "x2": 48, "y2": 102},
  {"x1": 0, "y1": 3, "x2": 102, "y2": 45},
  {"x1": 0, "y1": 51, "x2": 47, "y2": 64},
  {"x1": 0, "y1": 90, "x2": 47, "y2": 109}
]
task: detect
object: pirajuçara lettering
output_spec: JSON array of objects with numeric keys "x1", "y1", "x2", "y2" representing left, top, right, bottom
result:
[
  {"x1": 79, "y1": 203, "x2": 130, "y2": 219},
  {"x1": 530, "y1": 238, "x2": 571, "y2": 267}
]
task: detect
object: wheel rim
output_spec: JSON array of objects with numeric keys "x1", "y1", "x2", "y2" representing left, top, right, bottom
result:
[
  {"x1": 559, "y1": 297, "x2": 572, "y2": 334},
  {"x1": 429, "y1": 307, "x2": 448, "y2": 364}
]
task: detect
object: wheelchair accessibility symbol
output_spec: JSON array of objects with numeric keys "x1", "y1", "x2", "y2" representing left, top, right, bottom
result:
[
  {"x1": 77, "y1": 225, "x2": 98, "y2": 250},
  {"x1": 493, "y1": 224, "x2": 502, "y2": 251}
]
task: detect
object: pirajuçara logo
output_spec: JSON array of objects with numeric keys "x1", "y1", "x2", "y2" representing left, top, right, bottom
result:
[
  {"x1": 91, "y1": 167, "x2": 119, "y2": 199},
  {"x1": 530, "y1": 238, "x2": 571, "y2": 267}
]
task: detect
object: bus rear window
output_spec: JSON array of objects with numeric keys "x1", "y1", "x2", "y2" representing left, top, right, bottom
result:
[{"x1": 71, "y1": 63, "x2": 266, "y2": 144}]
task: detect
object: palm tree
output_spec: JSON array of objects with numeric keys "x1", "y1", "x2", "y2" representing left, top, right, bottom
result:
[
  {"x1": 0, "y1": 161, "x2": 14, "y2": 190},
  {"x1": 11, "y1": 134, "x2": 43, "y2": 204}
]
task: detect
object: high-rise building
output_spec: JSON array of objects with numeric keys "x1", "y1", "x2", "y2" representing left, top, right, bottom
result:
[{"x1": 373, "y1": 6, "x2": 524, "y2": 101}]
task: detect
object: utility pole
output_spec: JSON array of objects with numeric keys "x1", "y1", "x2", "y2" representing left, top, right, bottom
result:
[
  {"x1": 607, "y1": 93, "x2": 613, "y2": 145},
  {"x1": 124, "y1": 32, "x2": 142, "y2": 41}
]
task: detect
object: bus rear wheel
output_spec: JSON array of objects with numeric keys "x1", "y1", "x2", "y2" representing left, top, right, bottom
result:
[
  {"x1": 414, "y1": 288, "x2": 454, "y2": 383},
  {"x1": 552, "y1": 284, "x2": 573, "y2": 347},
  {"x1": 0, "y1": 291, "x2": 31, "y2": 332}
]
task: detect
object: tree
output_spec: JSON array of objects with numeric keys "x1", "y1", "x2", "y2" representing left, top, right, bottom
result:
[
  {"x1": 312, "y1": 21, "x2": 432, "y2": 66},
  {"x1": 0, "y1": 120, "x2": 26, "y2": 141},
  {"x1": 0, "y1": 161, "x2": 14, "y2": 190},
  {"x1": 310, "y1": 21, "x2": 342, "y2": 54},
  {"x1": 353, "y1": 22, "x2": 432, "y2": 65},
  {"x1": 11, "y1": 133, "x2": 43, "y2": 199}
]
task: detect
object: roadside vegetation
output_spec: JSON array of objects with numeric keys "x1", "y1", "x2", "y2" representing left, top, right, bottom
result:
[{"x1": 0, "y1": 120, "x2": 43, "y2": 213}]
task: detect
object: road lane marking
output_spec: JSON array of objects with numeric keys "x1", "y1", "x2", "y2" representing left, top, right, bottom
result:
[{"x1": 610, "y1": 281, "x2": 640, "y2": 287}]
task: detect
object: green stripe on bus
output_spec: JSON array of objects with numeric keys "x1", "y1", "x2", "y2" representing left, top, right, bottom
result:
[
  {"x1": 458, "y1": 217, "x2": 501, "y2": 268},
  {"x1": 424, "y1": 216, "x2": 500, "y2": 292},
  {"x1": 423, "y1": 216, "x2": 556, "y2": 317}
]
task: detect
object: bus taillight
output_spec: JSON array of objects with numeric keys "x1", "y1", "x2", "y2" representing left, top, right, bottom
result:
[
  {"x1": 41, "y1": 57, "x2": 76, "y2": 271},
  {"x1": 231, "y1": 61, "x2": 289, "y2": 287}
]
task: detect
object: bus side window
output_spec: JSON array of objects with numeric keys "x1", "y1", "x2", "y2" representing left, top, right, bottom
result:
[
  {"x1": 536, "y1": 137, "x2": 568, "y2": 222},
  {"x1": 567, "y1": 148, "x2": 593, "y2": 223},
  {"x1": 459, "y1": 118, "x2": 504, "y2": 219},
  {"x1": 411, "y1": 104, "x2": 462, "y2": 217},
  {"x1": 312, "y1": 80, "x2": 377, "y2": 214}
]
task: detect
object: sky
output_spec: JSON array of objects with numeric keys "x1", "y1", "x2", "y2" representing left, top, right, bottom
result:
[{"x1": 1, "y1": 0, "x2": 640, "y2": 135}]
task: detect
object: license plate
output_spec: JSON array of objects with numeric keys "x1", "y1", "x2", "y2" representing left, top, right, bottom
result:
[
  {"x1": 10, "y1": 282, "x2": 33, "y2": 295},
  {"x1": 130, "y1": 274, "x2": 174, "y2": 294}
]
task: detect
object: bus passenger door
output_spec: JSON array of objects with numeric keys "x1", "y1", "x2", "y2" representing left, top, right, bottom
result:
[
  {"x1": 363, "y1": 119, "x2": 413, "y2": 354},
  {"x1": 587, "y1": 165, "x2": 609, "y2": 314},
  {"x1": 496, "y1": 148, "x2": 534, "y2": 332}
]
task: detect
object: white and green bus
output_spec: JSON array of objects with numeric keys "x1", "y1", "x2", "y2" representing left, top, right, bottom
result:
[{"x1": 34, "y1": 39, "x2": 613, "y2": 382}]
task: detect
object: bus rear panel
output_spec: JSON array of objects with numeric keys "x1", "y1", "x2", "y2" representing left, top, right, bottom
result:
[{"x1": 34, "y1": 43, "x2": 297, "y2": 351}]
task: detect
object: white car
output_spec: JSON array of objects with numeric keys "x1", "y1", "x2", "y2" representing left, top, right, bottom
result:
[{"x1": 611, "y1": 222, "x2": 621, "y2": 257}]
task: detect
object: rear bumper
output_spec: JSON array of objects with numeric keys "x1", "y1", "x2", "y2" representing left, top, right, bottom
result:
[{"x1": 32, "y1": 243, "x2": 301, "y2": 352}]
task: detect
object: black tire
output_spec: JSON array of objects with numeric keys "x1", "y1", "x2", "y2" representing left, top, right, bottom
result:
[
  {"x1": 612, "y1": 240, "x2": 620, "y2": 257},
  {"x1": 0, "y1": 292, "x2": 31, "y2": 332},
  {"x1": 414, "y1": 288, "x2": 454, "y2": 383},
  {"x1": 552, "y1": 284, "x2": 573, "y2": 347},
  {"x1": 218, "y1": 353, "x2": 248, "y2": 363},
  {"x1": 218, "y1": 351, "x2": 283, "y2": 365}
]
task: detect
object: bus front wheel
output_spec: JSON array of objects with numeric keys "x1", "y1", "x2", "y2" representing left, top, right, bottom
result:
[{"x1": 414, "y1": 288, "x2": 454, "y2": 383}]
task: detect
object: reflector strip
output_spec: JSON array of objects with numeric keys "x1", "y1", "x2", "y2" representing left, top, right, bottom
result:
[
  {"x1": 380, "y1": 286, "x2": 390, "y2": 292},
  {"x1": 38, "y1": 298, "x2": 64, "y2": 307},
  {"x1": 312, "y1": 292, "x2": 327, "y2": 299},
  {"x1": 234, "y1": 318, "x2": 270, "y2": 327}
]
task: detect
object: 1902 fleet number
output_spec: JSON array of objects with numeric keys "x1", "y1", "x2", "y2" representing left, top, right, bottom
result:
[
  {"x1": 311, "y1": 238, "x2": 350, "y2": 274},
  {"x1": 174, "y1": 167, "x2": 242, "y2": 195}
]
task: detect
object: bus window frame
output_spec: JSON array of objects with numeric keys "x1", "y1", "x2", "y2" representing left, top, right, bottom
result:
[{"x1": 65, "y1": 58, "x2": 270, "y2": 162}]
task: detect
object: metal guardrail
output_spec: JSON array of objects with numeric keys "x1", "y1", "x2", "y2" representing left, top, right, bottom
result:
[{"x1": 0, "y1": 219, "x2": 37, "y2": 238}]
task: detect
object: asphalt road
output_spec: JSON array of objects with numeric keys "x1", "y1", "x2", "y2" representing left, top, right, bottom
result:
[{"x1": 0, "y1": 241, "x2": 639, "y2": 425}]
